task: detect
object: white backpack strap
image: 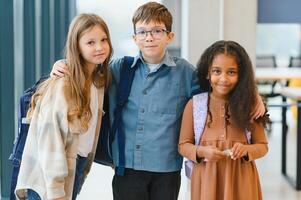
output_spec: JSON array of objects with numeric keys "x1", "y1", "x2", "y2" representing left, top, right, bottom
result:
[
  {"x1": 193, "y1": 92, "x2": 208, "y2": 145},
  {"x1": 193, "y1": 93, "x2": 251, "y2": 144},
  {"x1": 245, "y1": 130, "x2": 251, "y2": 144},
  {"x1": 185, "y1": 92, "x2": 208, "y2": 179}
]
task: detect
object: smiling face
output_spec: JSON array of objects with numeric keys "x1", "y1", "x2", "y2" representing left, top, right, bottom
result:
[
  {"x1": 133, "y1": 20, "x2": 174, "y2": 64},
  {"x1": 79, "y1": 25, "x2": 110, "y2": 73},
  {"x1": 209, "y1": 53, "x2": 239, "y2": 99}
]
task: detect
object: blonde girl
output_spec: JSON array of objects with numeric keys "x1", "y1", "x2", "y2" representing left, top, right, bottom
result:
[{"x1": 15, "y1": 13, "x2": 113, "y2": 200}]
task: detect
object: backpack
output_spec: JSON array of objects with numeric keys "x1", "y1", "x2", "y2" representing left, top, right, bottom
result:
[
  {"x1": 184, "y1": 92, "x2": 252, "y2": 179},
  {"x1": 9, "y1": 76, "x2": 48, "y2": 200},
  {"x1": 94, "y1": 56, "x2": 135, "y2": 167},
  {"x1": 9, "y1": 56, "x2": 135, "y2": 199}
]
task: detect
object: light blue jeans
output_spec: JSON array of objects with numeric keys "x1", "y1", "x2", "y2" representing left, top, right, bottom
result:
[{"x1": 27, "y1": 189, "x2": 41, "y2": 200}]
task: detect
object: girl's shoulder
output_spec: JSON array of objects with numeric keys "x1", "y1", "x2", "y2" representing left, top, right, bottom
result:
[
  {"x1": 184, "y1": 92, "x2": 209, "y2": 116},
  {"x1": 185, "y1": 98, "x2": 193, "y2": 110},
  {"x1": 40, "y1": 77, "x2": 69, "y2": 107},
  {"x1": 192, "y1": 92, "x2": 209, "y2": 107},
  {"x1": 53, "y1": 76, "x2": 69, "y2": 88},
  {"x1": 193, "y1": 92, "x2": 209, "y2": 99}
]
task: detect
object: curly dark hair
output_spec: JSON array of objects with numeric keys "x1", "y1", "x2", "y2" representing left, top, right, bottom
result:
[{"x1": 196, "y1": 40, "x2": 270, "y2": 130}]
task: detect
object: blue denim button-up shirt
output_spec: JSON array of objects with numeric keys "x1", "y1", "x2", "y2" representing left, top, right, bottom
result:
[{"x1": 109, "y1": 51, "x2": 200, "y2": 172}]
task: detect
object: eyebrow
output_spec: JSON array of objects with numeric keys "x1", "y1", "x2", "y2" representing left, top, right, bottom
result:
[
  {"x1": 228, "y1": 67, "x2": 238, "y2": 70},
  {"x1": 84, "y1": 34, "x2": 107, "y2": 39}
]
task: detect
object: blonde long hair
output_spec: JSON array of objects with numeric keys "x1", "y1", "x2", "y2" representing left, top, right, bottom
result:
[{"x1": 28, "y1": 14, "x2": 113, "y2": 131}]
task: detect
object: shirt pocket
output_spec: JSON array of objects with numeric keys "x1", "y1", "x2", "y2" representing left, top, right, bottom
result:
[{"x1": 150, "y1": 80, "x2": 185, "y2": 115}]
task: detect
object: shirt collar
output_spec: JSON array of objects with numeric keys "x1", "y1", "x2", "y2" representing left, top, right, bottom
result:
[{"x1": 130, "y1": 50, "x2": 176, "y2": 68}]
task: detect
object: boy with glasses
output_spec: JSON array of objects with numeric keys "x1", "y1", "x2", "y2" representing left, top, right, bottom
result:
[
  {"x1": 109, "y1": 3, "x2": 195, "y2": 199},
  {"x1": 51, "y1": 2, "x2": 265, "y2": 200}
]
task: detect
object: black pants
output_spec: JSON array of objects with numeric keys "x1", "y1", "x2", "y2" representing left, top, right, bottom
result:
[{"x1": 112, "y1": 168, "x2": 181, "y2": 200}]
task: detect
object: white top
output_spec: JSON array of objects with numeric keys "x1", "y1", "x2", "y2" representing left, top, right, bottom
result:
[
  {"x1": 78, "y1": 84, "x2": 99, "y2": 157},
  {"x1": 146, "y1": 63, "x2": 160, "y2": 73}
]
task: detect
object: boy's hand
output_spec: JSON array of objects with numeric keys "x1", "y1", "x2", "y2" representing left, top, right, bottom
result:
[
  {"x1": 197, "y1": 146, "x2": 226, "y2": 162},
  {"x1": 251, "y1": 94, "x2": 265, "y2": 120},
  {"x1": 50, "y1": 60, "x2": 69, "y2": 78},
  {"x1": 231, "y1": 143, "x2": 249, "y2": 160}
]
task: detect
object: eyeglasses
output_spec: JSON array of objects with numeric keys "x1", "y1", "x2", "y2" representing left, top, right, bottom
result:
[{"x1": 134, "y1": 28, "x2": 170, "y2": 40}]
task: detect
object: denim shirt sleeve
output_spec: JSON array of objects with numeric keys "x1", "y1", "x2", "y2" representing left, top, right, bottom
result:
[
  {"x1": 179, "y1": 60, "x2": 200, "y2": 98},
  {"x1": 109, "y1": 58, "x2": 124, "y2": 83},
  {"x1": 190, "y1": 69, "x2": 201, "y2": 96}
]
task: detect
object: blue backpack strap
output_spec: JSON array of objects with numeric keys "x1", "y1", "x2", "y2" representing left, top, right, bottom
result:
[
  {"x1": 9, "y1": 75, "x2": 48, "y2": 164},
  {"x1": 9, "y1": 75, "x2": 48, "y2": 200},
  {"x1": 110, "y1": 56, "x2": 136, "y2": 176}
]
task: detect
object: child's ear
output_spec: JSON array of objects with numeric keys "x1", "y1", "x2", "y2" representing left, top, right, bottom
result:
[
  {"x1": 167, "y1": 32, "x2": 175, "y2": 43},
  {"x1": 132, "y1": 34, "x2": 138, "y2": 44}
]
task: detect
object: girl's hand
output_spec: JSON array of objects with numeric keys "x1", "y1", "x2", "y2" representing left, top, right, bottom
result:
[
  {"x1": 50, "y1": 60, "x2": 70, "y2": 78},
  {"x1": 251, "y1": 94, "x2": 265, "y2": 120},
  {"x1": 197, "y1": 145, "x2": 226, "y2": 162},
  {"x1": 231, "y1": 143, "x2": 249, "y2": 160}
]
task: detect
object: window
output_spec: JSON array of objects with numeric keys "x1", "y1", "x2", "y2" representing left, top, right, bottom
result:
[{"x1": 256, "y1": 24, "x2": 301, "y2": 66}]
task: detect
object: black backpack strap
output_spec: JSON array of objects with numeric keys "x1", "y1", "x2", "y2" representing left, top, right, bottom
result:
[
  {"x1": 110, "y1": 56, "x2": 136, "y2": 175},
  {"x1": 94, "y1": 90, "x2": 114, "y2": 166},
  {"x1": 116, "y1": 57, "x2": 136, "y2": 107}
]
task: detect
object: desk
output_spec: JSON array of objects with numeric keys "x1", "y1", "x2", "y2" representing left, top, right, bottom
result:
[
  {"x1": 280, "y1": 87, "x2": 301, "y2": 190},
  {"x1": 256, "y1": 68, "x2": 301, "y2": 81},
  {"x1": 256, "y1": 68, "x2": 301, "y2": 190}
]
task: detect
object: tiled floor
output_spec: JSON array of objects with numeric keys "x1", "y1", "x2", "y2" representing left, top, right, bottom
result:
[{"x1": 78, "y1": 100, "x2": 301, "y2": 199}]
